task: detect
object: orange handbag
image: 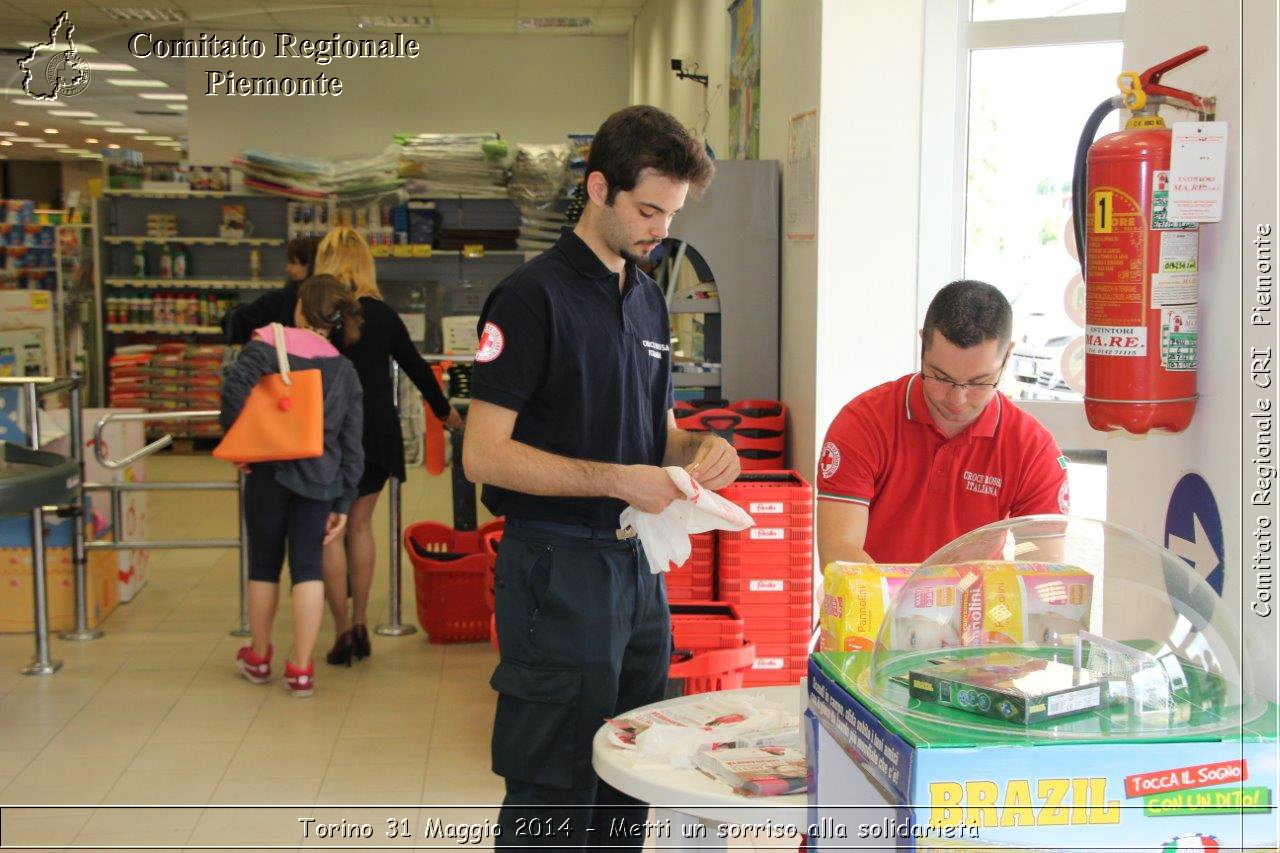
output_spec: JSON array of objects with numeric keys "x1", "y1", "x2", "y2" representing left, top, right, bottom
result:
[{"x1": 213, "y1": 323, "x2": 324, "y2": 463}]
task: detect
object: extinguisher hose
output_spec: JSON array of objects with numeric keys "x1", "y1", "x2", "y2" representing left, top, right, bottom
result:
[{"x1": 1071, "y1": 97, "x2": 1123, "y2": 278}]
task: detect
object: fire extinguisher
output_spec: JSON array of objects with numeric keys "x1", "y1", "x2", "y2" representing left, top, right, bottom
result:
[{"x1": 1072, "y1": 46, "x2": 1210, "y2": 434}]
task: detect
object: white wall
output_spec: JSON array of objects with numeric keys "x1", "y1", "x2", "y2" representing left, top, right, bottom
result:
[
  {"x1": 183, "y1": 33, "x2": 629, "y2": 163},
  {"x1": 815, "y1": 2, "x2": 925, "y2": 475},
  {"x1": 630, "y1": 0, "x2": 729, "y2": 156},
  {"x1": 1104, "y1": 0, "x2": 1277, "y2": 700}
]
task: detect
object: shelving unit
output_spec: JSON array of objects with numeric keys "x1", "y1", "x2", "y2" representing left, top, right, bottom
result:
[
  {"x1": 105, "y1": 277, "x2": 279, "y2": 290},
  {"x1": 106, "y1": 323, "x2": 222, "y2": 335},
  {"x1": 104, "y1": 236, "x2": 284, "y2": 246}
]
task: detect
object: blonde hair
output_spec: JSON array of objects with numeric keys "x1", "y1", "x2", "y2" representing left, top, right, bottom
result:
[{"x1": 315, "y1": 226, "x2": 381, "y2": 300}]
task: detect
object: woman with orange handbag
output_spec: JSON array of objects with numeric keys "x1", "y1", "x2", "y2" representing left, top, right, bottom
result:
[
  {"x1": 312, "y1": 226, "x2": 463, "y2": 666},
  {"x1": 219, "y1": 275, "x2": 365, "y2": 696}
]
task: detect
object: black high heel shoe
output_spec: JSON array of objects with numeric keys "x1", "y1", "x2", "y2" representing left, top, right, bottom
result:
[
  {"x1": 352, "y1": 624, "x2": 371, "y2": 660},
  {"x1": 326, "y1": 630, "x2": 354, "y2": 667}
]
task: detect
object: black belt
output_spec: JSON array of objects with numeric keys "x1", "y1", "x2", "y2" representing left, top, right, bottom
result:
[{"x1": 506, "y1": 517, "x2": 638, "y2": 542}]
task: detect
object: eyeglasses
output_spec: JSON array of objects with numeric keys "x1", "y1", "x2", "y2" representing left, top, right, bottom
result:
[{"x1": 921, "y1": 355, "x2": 1009, "y2": 394}]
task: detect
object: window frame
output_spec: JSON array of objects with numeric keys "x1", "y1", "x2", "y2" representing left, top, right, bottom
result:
[{"x1": 916, "y1": 1, "x2": 1124, "y2": 453}]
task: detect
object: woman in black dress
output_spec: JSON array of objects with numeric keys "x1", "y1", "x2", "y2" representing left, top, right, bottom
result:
[{"x1": 313, "y1": 226, "x2": 463, "y2": 664}]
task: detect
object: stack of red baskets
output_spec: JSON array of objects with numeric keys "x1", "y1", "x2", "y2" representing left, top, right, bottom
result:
[
  {"x1": 665, "y1": 532, "x2": 715, "y2": 603},
  {"x1": 667, "y1": 601, "x2": 755, "y2": 696},
  {"x1": 673, "y1": 399, "x2": 788, "y2": 471},
  {"x1": 715, "y1": 471, "x2": 814, "y2": 686},
  {"x1": 403, "y1": 518, "x2": 504, "y2": 644}
]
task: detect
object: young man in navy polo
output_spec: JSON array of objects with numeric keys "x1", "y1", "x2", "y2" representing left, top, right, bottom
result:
[
  {"x1": 464, "y1": 106, "x2": 740, "y2": 848},
  {"x1": 817, "y1": 280, "x2": 1069, "y2": 567}
]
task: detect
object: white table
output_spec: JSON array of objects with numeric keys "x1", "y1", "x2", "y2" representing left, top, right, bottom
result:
[{"x1": 592, "y1": 685, "x2": 808, "y2": 850}]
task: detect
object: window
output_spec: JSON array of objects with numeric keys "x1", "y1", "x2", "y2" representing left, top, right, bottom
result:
[{"x1": 918, "y1": 0, "x2": 1125, "y2": 513}]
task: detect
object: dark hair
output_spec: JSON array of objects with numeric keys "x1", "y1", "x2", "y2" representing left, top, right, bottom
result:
[
  {"x1": 298, "y1": 274, "x2": 363, "y2": 346},
  {"x1": 286, "y1": 236, "x2": 321, "y2": 275},
  {"x1": 922, "y1": 280, "x2": 1012, "y2": 351},
  {"x1": 585, "y1": 105, "x2": 715, "y2": 204}
]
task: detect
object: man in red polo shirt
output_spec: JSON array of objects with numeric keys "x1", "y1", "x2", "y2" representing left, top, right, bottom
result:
[{"x1": 817, "y1": 280, "x2": 1069, "y2": 565}]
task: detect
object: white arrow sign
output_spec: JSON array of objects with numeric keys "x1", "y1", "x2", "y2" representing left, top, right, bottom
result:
[{"x1": 1167, "y1": 513, "x2": 1220, "y2": 580}]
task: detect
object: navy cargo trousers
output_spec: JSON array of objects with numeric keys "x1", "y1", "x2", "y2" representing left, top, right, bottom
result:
[{"x1": 489, "y1": 519, "x2": 671, "y2": 849}]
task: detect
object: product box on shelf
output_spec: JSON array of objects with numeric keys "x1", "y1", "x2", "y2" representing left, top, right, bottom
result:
[
  {"x1": 819, "y1": 562, "x2": 917, "y2": 652},
  {"x1": 0, "y1": 290, "x2": 55, "y2": 375},
  {"x1": 0, "y1": 513, "x2": 120, "y2": 633},
  {"x1": 44, "y1": 407, "x2": 150, "y2": 602},
  {"x1": 806, "y1": 652, "x2": 1279, "y2": 851}
]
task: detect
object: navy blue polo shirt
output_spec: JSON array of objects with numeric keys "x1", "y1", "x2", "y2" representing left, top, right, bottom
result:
[{"x1": 471, "y1": 229, "x2": 674, "y2": 529}]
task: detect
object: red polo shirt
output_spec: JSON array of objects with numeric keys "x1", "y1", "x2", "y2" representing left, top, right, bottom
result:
[{"x1": 818, "y1": 373, "x2": 1069, "y2": 563}]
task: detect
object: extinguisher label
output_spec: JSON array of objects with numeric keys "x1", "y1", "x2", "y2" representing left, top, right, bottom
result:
[
  {"x1": 1158, "y1": 231, "x2": 1199, "y2": 274},
  {"x1": 1151, "y1": 272, "x2": 1199, "y2": 308},
  {"x1": 1160, "y1": 307, "x2": 1198, "y2": 371},
  {"x1": 1086, "y1": 186, "x2": 1147, "y2": 326},
  {"x1": 1151, "y1": 171, "x2": 1199, "y2": 230},
  {"x1": 1086, "y1": 325, "x2": 1148, "y2": 357}
]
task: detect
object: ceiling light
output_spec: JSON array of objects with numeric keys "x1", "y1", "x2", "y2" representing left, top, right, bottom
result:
[
  {"x1": 85, "y1": 62, "x2": 138, "y2": 72},
  {"x1": 43, "y1": 128, "x2": 59, "y2": 134},
  {"x1": 138, "y1": 93, "x2": 187, "y2": 101},
  {"x1": 107, "y1": 144, "x2": 121, "y2": 149},
  {"x1": 85, "y1": 137, "x2": 99, "y2": 144},
  {"x1": 106, "y1": 127, "x2": 148, "y2": 134},
  {"x1": 49, "y1": 110, "x2": 97, "y2": 118},
  {"x1": 81, "y1": 120, "x2": 124, "y2": 126},
  {"x1": 102, "y1": 7, "x2": 186, "y2": 21},
  {"x1": 15, "y1": 121, "x2": 30, "y2": 127},
  {"x1": 108, "y1": 79, "x2": 168, "y2": 88},
  {"x1": 34, "y1": 143, "x2": 69, "y2": 149},
  {"x1": 136, "y1": 136, "x2": 171, "y2": 141},
  {"x1": 165, "y1": 104, "x2": 188, "y2": 111},
  {"x1": 63, "y1": 148, "x2": 90, "y2": 154},
  {"x1": 9, "y1": 136, "x2": 42, "y2": 143},
  {"x1": 0, "y1": 131, "x2": 13, "y2": 137},
  {"x1": 355, "y1": 15, "x2": 433, "y2": 28},
  {"x1": 517, "y1": 17, "x2": 592, "y2": 30},
  {"x1": 13, "y1": 100, "x2": 54, "y2": 107},
  {"x1": 20, "y1": 41, "x2": 97, "y2": 54},
  {"x1": 0, "y1": 142, "x2": 11, "y2": 147}
]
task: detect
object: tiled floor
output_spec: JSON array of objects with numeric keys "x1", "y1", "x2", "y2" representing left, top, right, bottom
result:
[
  {"x1": 0, "y1": 455, "x2": 768, "y2": 851},
  {"x1": 0, "y1": 455, "x2": 505, "y2": 850}
]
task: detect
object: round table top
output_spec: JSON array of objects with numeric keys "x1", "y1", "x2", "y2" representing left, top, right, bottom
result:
[{"x1": 591, "y1": 684, "x2": 808, "y2": 826}]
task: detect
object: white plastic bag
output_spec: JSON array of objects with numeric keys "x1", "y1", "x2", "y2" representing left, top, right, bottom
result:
[{"x1": 620, "y1": 467, "x2": 754, "y2": 574}]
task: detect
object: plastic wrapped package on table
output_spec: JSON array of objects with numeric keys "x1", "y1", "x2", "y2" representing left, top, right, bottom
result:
[
  {"x1": 44, "y1": 407, "x2": 150, "y2": 602},
  {"x1": 806, "y1": 516, "x2": 1280, "y2": 852}
]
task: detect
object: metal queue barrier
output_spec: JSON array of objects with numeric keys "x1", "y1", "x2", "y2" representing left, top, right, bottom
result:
[{"x1": 5, "y1": 355, "x2": 468, "y2": 674}]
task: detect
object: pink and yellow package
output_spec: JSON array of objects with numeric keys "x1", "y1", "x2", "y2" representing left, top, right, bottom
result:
[
  {"x1": 819, "y1": 563, "x2": 915, "y2": 652},
  {"x1": 886, "y1": 564, "x2": 962, "y2": 651},
  {"x1": 952, "y1": 561, "x2": 1094, "y2": 646}
]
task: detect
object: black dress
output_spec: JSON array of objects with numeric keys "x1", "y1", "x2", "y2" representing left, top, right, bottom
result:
[
  {"x1": 221, "y1": 280, "x2": 299, "y2": 345},
  {"x1": 336, "y1": 297, "x2": 452, "y2": 493}
]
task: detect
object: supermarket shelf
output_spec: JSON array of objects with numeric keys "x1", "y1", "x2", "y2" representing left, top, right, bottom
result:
[
  {"x1": 104, "y1": 189, "x2": 249, "y2": 199},
  {"x1": 104, "y1": 236, "x2": 284, "y2": 246},
  {"x1": 672, "y1": 370, "x2": 722, "y2": 388},
  {"x1": 373, "y1": 250, "x2": 530, "y2": 259},
  {"x1": 106, "y1": 277, "x2": 279, "y2": 290},
  {"x1": 1, "y1": 267, "x2": 58, "y2": 273},
  {"x1": 670, "y1": 296, "x2": 720, "y2": 314},
  {"x1": 107, "y1": 323, "x2": 222, "y2": 335}
]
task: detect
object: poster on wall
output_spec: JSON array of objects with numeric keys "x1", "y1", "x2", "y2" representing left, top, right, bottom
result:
[
  {"x1": 728, "y1": 0, "x2": 761, "y2": 160},
  {"x1": 786, "y1": 110, "x2": 817, "y2": 240}
]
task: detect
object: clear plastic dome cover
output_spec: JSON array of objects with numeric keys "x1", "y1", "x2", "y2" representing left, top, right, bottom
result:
[{"x1": 861, "y1": 515, "x2": 1267, "y2": 740}]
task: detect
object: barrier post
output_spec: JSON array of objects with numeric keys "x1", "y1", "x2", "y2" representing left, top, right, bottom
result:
[
  {"x1": 378, "y1": 362, "x2": 415, "y2": 636},
  {"x1": 62, "y1": 375, "x2": 102, "y2": 641}
]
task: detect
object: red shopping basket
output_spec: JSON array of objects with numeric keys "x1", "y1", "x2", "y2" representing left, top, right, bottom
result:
[
  {"x1": 667, "y1": 641, "x2": 756, "y2": 697},
  {"x1": 404, "y1": 521, "x2": 490, "y2": 644}
]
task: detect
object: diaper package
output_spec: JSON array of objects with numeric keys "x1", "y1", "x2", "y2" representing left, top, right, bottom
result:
[
  {"x1": 953, "y1": 562, "x2": 1094, "y2": 646},
  {"x1": 819, "y1": 563, "x2": 915, "y2": 652},
  {"x1": 888, "y1": 564, "x2": 962, "y2": 651}
]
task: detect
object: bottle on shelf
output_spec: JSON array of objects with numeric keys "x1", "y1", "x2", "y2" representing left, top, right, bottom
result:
[
  {"x1": 249, "y1": 248, "x2": 261, "y2": 279},
  {"x1": 173, "y1": 243, "x2": 189, "y2": 278},
  {"x1": 131, "y1": 243, "x2": 147, "y2": 277},
  {"x1": 158, "y1": 244, "x2": 173, "y2": 279}
]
